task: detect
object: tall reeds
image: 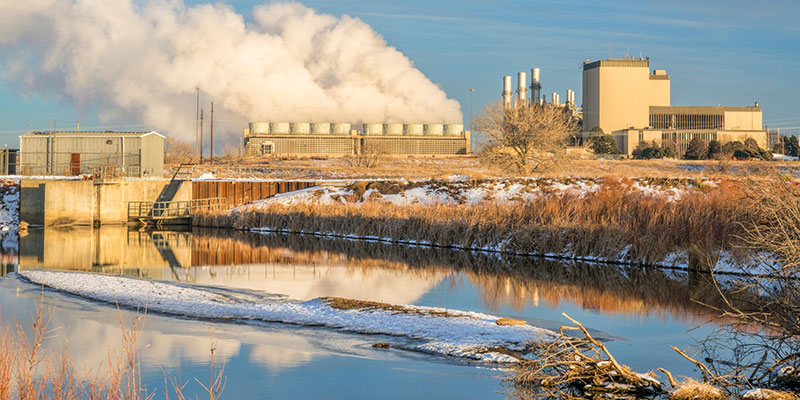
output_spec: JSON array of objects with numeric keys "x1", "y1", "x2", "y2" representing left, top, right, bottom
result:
[
  {"x1": 0, "y1": 299, "x2": 223, "y2": 400},
  {"x1": 196, "y1": 178, "x2": 750, "y2": 266}
]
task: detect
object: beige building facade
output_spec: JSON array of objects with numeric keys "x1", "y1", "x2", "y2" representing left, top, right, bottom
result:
[{"x1": 581, "y1": 58, "x2": 766, "y2": 157}]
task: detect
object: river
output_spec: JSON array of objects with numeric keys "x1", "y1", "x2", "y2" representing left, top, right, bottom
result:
[{"x1": 0, "y1": 226, "x2": 735, "y2": 399}]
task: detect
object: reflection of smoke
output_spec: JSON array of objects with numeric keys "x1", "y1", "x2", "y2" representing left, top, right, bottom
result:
[
  {"x1": 249, "y1": 340, "x2": 316, "y2": 375},
  {"x1": 0, "y1": 1, "x2": 462, "y2": 142}
]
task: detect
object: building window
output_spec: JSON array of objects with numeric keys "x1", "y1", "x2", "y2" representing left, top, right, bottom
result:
[
  {"x1": 106, "y1": 139, "x2": 113, "y2": 145},
  {"x1": 260, "y1": 142, "x2": 275, "y2": 155}
]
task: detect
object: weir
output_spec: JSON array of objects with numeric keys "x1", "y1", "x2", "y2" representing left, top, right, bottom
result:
[{"x1": 19, "y1": 179, "x2": 315, "y2": 227}]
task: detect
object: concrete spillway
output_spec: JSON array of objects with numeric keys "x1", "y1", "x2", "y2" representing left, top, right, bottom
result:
[{"x1": 20, "y1": 179, "x2": 315, "y2": 227}]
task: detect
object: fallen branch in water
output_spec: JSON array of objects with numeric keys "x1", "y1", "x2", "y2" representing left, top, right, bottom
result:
[{"x1": 504, "y1": 312, "x2": 664, "y2": 399}]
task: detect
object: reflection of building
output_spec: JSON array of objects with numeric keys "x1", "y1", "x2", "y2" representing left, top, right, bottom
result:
[
  {"x1": 244, "y1": 122, "x2": 470, "y2": 156},
  {"x1": 19, "y1": 131, "x2": 164, "y2": 177},
  {"x1": 581, "y1": 58, "x2": 766, "y2": 156}
]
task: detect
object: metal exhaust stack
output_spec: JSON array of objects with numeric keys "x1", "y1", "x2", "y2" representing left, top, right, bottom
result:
[
  {"x1": 530, "y1": 68, "x2": 541, "y2": 104},
  {"x1": 517, "y1": 72, "x2": 527, "y2": 106},
  {"x1": 502, "y1": 76, "x2": 513, "y2": 108}
]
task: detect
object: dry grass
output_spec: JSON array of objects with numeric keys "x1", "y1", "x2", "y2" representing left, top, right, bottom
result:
[
  {"x1": 0, "y1": 299, "x2": 224, "y2": 400},
  {"x1": 742, "y1": 388, "x2": 800, "y2": 400},
  {"x1": 505, "y1": 313, "x2": 663, "y2": 399},
  {"x1": 320, "y1": 296, "x2": 458, "y2": 318},
  {"x1": 669, "y1": 379, "x2": 725, "y2": 400},
  {"x1": 197, "y1": 178, "x2": 751, "y2": 266},
  {"x1": 170, "y1": 154, "x2": 800, "y2": 180}
]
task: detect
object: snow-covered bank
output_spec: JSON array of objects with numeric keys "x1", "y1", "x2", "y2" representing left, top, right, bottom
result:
[
  {"x1": 0, "y1": 180, "x2": 19, "y2": 230},
  {"x1": 242, "y1": 177, "x2": 714, "y2": 208},
  {"x1": 0, "y1": 180, "x2": 20, "y2": 253},
  {"x1": 18, "y1": 270, "x2": 555, "y2": 363}
]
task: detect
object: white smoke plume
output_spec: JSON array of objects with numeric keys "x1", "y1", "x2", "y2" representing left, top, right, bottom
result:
[{"x1": 0, "y1": 0, "x2": 462, "y2": 142}]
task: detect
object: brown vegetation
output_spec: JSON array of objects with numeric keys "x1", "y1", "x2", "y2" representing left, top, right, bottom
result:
[
  {"x1": 321, "y1": 296, "x2": 457, "y2": 318},
  {"x1": 475, "y1": 101, "x2": 580, "y2": 173},
  {"x1": 196, "y1": 177, "x2": 750, "y2": 266},
  {"x1": 0, "y1": 299, "x2": 224, "y2": 400},
  {"x1": 505, "y1": 313, "x2": 663, "y2": 399}
]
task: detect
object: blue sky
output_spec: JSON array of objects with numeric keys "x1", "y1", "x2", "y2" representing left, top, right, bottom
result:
[{"x1": 1, "y1": 0, "x2": 798, "y2": 146}]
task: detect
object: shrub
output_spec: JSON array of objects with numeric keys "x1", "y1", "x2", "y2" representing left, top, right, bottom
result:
[
  {"x1": 684, "y1": 138, "x2": 708, "y2": 160},
  {"x1": 706, "y1": 140, "x2": 723, "y2": 159},
  {"x1": 632, "y1": 141, "x2": 675, "y2": 160},
  {"x1": 589, "y1": 134, "x2": 619, "y2": 155}
]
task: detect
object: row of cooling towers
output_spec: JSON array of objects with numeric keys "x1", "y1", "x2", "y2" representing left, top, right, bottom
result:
[
  {"x1": 502, "y1": 68, "x2": 576, "y2": 107},
  {"x1": 248, "y1": 122, "x2": 465, "y2": 136}
]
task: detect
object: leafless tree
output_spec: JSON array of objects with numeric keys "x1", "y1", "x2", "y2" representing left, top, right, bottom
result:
[
  {"x1": 475, "y1": 101, "x2": 580, "y2": 173},
  {"x1": 164, "y1": 137, "x2": 194, "y2": 164},
  {"x1": 348, "y1": 141, "x2": 386, "y2": 169}
]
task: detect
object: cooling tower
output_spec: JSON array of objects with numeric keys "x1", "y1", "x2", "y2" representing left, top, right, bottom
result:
[
  {"x1": 332, "y1": 123, "x2": 351, "y2": 135},
  {"x1": 383, "y1": 123, "x2": 403, "y2": 135},
  {"x1": 269, "y1": 122, "x2": 290, "y2": 134},
  {"x1": 404, "y1": 124, "x2": 423, "y2": 136},
  {"x1": 423, "y1": 123, "x2": 444, "y2": 136},
  {"x1": 444, "y1": 124, "x2": 463, "y2": 136},
  {"x1": 311, "y1": 123, "x2": 331, "y2": 134}
]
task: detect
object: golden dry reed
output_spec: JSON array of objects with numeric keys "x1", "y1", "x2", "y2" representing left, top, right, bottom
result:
[
  {"x1": 196, "y1": 178, "x2": 750, "y2": 266},
  {"x1": 0, "y1": 299, "x2": 223, "y2": 400}
]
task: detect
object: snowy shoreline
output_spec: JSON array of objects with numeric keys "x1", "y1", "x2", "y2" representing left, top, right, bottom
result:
[{"x1": 18, "y1": 270, "x2": 556, "y2": 363}]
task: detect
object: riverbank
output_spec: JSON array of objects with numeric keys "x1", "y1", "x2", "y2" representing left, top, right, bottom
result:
[{"x1": 195, "y1": 176, "x2": 755, "y2": 270}]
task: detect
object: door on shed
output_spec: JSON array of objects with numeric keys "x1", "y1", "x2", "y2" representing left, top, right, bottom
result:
[{"x1": 70, "y1": 153, "x2": 81, "y2": 176}]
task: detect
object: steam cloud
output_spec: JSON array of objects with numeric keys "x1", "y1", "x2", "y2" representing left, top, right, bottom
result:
[{"x1": 0, "y1": 0, "x2": 462, "y2": 142}]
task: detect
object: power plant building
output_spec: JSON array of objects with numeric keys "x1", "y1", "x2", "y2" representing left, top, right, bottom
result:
[
  {"x1": 244, "y1": 123, "x2": 470, "y2": 156},
  {"x1": 581, "y1": 58, "x2": 766, "y2": 156},
  {"x1": 19, "y1": 131, "x2": 165, "y2": 177}
]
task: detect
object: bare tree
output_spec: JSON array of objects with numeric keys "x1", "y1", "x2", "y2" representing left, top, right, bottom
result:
[
  {"x1": 164, "y1": 137, "x2": 194, "y2": 164},
  {"x1": 475, "y1": 101, "x2": 580, "y2": 173},
  {"x1": 348, "y1": 141, "x2": 386, "y2": 169}
]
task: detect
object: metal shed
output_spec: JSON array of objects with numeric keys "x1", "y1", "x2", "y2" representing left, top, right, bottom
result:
[{"x1": 19, "y1": 131, "x2": 165, "y2": 177}]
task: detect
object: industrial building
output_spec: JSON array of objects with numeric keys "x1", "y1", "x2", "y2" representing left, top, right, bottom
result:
[
  {"x1": 243, "y1": 122, "x2": 470, "y2": 156},
  {"x1": 581, "y1": 58, "x2": 766, "y2": 156},
  {"x1": 501, "y1": 67, "x2": 578, "y2": 111},
  {"x1": 19, "y1": 131, "x2": 165, "y2": 177}
]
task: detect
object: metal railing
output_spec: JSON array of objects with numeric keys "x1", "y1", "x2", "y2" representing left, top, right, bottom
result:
[{"x1": 128, "y1": 197, "x2": 227, "y2": 220}]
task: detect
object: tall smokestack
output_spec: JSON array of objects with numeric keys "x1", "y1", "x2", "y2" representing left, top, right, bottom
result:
[
  {"x1": 502, "y1": 76, "x2": 512, "y2": 108},
  {"x1": 552, "y1": 92, "x2": 559, "y2": 106},
  {"x1": 517, "y1": 72, "x2": 527, "y2": 106},
  {"x1": 530, "y1": 68, "x2": 541, "y2": 104}
]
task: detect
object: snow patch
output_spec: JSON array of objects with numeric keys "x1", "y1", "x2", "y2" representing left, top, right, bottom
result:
[{"x1": 19, "y1": 270, "x2": 555, "y2": 363}]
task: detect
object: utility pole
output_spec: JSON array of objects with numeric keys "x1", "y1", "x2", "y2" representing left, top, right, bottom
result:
[
  {"x1": 195, "y1": 87, "x2": 199, "y2": 161},
  {"x1": 469, "y1": 88, "x2": 475, "y2": 133},
  {"x1": 200, "y1": 108, "x2": 204, "y2": 164},
  {"x1": 210, "y1": 101, "x2": 214, "y2": 165}
]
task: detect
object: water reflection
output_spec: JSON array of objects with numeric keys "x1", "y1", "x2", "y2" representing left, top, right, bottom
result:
[
  {"x1": 18, "y1": 226, "x2": 725, "y2": 325},
  {"x1": 4, "y1": 226, "x2": 746, "y2": 397}
]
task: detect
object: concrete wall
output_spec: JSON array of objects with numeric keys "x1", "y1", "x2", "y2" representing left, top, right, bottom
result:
[
  {"x1": 724, "y1": 110, "x2": 762, "y2": 131},
  {"x1": 717, "y1": 130, "x2": 768, "y2": 148},
  {"x1": 648, "y1": 75, "x2": 671, "y2": 106},
  {"x1": 582, "y1": 61, "x2": 651, "y2": 136},
  {"x1": 21, "y1": 179, "x2": 94, "y2": 226},
  {"x1": 21, "y1": 179, "x2": 191, "y2": 226},
  {"x1": 19, "y1": 226, "x2": 191, "y2": 273},
  {"x1": 95, "y1": 180, "x2": 191, "y2": 224}
]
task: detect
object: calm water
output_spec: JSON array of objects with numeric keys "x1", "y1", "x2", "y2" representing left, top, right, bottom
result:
[{"x1": 0, "y1": 227, "x2": 731, "y2": 399}]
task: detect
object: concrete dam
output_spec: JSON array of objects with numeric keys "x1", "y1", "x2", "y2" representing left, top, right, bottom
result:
[{"x1": 20, "y1": 179, "x2": 316, "y2": 227}]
